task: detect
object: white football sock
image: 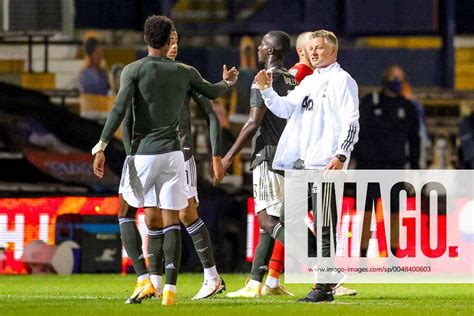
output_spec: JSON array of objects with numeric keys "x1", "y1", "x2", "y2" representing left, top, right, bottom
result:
[
  {"x1": 163, "y1": 284, "x2": 176, "y2": 293},
  {"x1": 265, "y1": 275, "x2": 280, "y2": 288},
  {"x1": 204, "y1": 265, "x2": 219, "y2": 281},
  {"x1": 137, "y1": 273, "x2": 149, "y2": 282},
  {"x1": 150, "y1": 274, "x2": 162, "y2": 290},
  {"x1": 248, "y1": 279, "x2": 262, "y2": 289}
]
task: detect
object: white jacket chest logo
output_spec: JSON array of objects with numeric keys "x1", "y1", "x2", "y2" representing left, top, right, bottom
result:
[{"x1": 301, "y1": 96, "x2": 314, "y2": 111}]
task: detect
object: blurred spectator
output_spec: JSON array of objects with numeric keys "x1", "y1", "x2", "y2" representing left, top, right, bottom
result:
[
  {"x1": 458, "y1": 109, "x2": 474, "y2": 169},
  {"x1": 110, "y1": 64, "x2": 124, "y2": 95},
  {"x1": 402, "y1": 78, "x2": 430, "y2": 168},
  {"x1": 79, "y1": 37, "x2": 110, "y2": 95},
  {"x1": 429, "y1": 133, "x2": 454, "y2": 169},
  {"x1": 352, "y1": 65, "x2": 420, "y2": 169},
  {"x1": 229, "y1": 36, "x2": 257, "y2": 116}
]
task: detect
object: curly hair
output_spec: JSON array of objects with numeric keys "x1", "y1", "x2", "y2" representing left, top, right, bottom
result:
[{"x1": 144, "y1": 15, "x2": 174, "y2": 49}]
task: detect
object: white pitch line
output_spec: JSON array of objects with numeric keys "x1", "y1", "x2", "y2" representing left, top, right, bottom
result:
[{"x1": 0, "y1": 294, "x2": 118, "y2": 300}]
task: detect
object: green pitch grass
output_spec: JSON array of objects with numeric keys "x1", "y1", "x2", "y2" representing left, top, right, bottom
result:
[{"x1": 0, "y1": 274, "x2": 472, "y2": 316}]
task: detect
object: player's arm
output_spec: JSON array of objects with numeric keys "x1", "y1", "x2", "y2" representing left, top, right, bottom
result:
[
  {"x1": 121, "y1": 106, "x2": 132, "y2": 156},
  {"x1": 191, "y1": 90, "x2": 225, "y2": 184},
  {"x1": 92, "y1": 65, "x2": 136, "y2": 178},
  {"x1": 255, "y1": 70, "x2": 305, "y2": 119},
  {"x1": 191, "y1": 91, "x2": 222, "y2": 158},
  {"x1": 328, "y1": 75, "x2": 359, "y2": 170},
  {"x1": 222, "y1": 106, "x2": 266, "y2": 171},
  {"x1": 188, "y1": 65, "x2": 239, "y2": 100}
]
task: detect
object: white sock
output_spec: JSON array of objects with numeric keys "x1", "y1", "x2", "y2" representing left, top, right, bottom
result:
[
  {"x1": 163, "y1": 284, "x2": 176, "y2": 293},
  {"x1": 150, "y1": 274, "x2": 162, "y2": 290},
  {"x1": 204, "y1": 265, "x2": 219, "y2": 281},
  {"x1": 137, "y1": 273, "x2": 149, "y2": 282},
  {"x1": 265, "y1": 275, "x2": 280, "y2": 289},
  {"x1": 248, "y1": 279, "x2": 262, "y2": 289}
]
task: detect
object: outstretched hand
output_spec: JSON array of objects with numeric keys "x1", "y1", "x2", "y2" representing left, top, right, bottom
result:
[
  {"x1": 255, "y1": 69, "x2": 272, "y2": 90},
  {"x1": 222, "y1": 65, "x2": 239, "y2": 85},
  {"x1": 324, "y1": 157, "x2": 344, "y2": 171},
  {"x1": 221, "y1": 154, "x2": 232, "y2": 172},
  {"x1": 322, "y1": 157, "x2": 344, "y2": 179},
  {"x1": 210, "y1": 156, "x2": 225, "y2": 186},
  {"x1": 93, "y1": 151, "x2": 105, "y2": 179}
]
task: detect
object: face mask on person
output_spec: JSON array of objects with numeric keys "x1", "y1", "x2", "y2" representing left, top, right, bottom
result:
[{"x1": 385, "y1": 79, "x2": 403, "y2": 95}]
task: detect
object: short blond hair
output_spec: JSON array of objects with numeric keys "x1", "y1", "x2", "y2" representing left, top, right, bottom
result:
[
  {"x1": 310, "y1": 29, "x2": 338, "y2": 52},
  {"x1": 295, "y1": 32, "x2": 312, "y2": 49}
]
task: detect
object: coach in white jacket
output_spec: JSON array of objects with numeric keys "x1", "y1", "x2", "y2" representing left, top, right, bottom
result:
[
  {"x1": 255, "y1": 30, "x2": 359, "y2": 171},
  {"x1": 255, "y1": 30, "x2": 359, "y2": 303}
]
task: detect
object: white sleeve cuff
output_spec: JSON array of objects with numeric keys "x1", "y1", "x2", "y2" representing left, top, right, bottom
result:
[
  {"x1": 91, "y1": 140, "x2": 108, "y2": 155},
  {"x1": 335, "y1": 149, "x2": 350, "y2": 157},
  {"x1": 224, "y1": 79, "x2": 235, "y2": 86},
  {"x1": 260, "y1": 86, "x2": 275, "y2": 97}
]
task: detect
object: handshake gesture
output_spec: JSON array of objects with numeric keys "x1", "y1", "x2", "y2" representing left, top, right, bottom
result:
[
  {"x1": 255, "y1": 69, "x2": 273, "y2": 90},
  {"x1": 222, "y1": 65, "x2": 239, "y2": 86}
]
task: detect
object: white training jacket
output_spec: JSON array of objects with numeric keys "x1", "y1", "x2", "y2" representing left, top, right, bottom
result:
[{"x1": 260, "y1": 62, "x2": 359, "y2": 170}]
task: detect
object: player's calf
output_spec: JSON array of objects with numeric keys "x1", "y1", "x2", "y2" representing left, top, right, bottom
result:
[
  {"x1": 144, "y1": 207, "x2": 164, "y2": 296},
  {"x1": 147, "y1": 227, "x2": 164, "y2": 297},
  {"x1": 162, "y1": 223, "x2": 181, "y2": 305},
  {"x1": 181, "y1": 200, "x2": 224, "y2": 300},
  {"x1": 257, "y1": 212, "x2": 284, "y2": 244}
]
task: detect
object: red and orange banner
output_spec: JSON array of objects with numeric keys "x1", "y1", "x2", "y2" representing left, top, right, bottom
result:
[{"x1": 0, "y1": 196, "x2": 119, "y2": 274}]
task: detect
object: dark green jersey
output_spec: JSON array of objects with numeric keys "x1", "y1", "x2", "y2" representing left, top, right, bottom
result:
[
  {"x1": 249, "y1": 67, "x2": 296, "y2": 170},
  {"x1": 100, "y1": 55, "x2": 228, "y2": 155},
  {"x1": 122, "y1": 89, "x2": 223, "y2": 160}
]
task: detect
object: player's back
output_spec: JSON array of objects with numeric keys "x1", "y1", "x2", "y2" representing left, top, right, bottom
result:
[
  {"x1": 125, "y1": 56, "x2": 194, "y2": 154},
  {"x1": 101, "y1": 54, "x2": 228, "y2": 156},
  {"x1": 132, "y1": 56, "x2": 189, "y2": 130}
]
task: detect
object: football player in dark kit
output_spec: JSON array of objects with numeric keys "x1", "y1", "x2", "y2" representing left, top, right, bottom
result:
[
  {"x1": 92, "y1": 15, "x2": 238, "y2": 305},
  {"x1": 121, "y1": 29, "x2": 226, "y2": 302},
  {"x1": 222, "y1": 31, "x2": 297, "y2": 297}
]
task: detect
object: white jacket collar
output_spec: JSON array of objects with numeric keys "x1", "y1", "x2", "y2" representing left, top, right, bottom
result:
[{"x1": 315, "y1": 62, "x2": 339, "y2": 75}]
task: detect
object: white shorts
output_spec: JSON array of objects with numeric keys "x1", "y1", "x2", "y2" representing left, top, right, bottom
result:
[
  {"x1": 184, "y1": 156, "x2": 199, "y2": 204},
  {"x1": 119, "y1": 151, "x2": 188, "y2": 210},
  {"x1": 253, "y1": 161, "x2": 284, "y2": 217}
]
